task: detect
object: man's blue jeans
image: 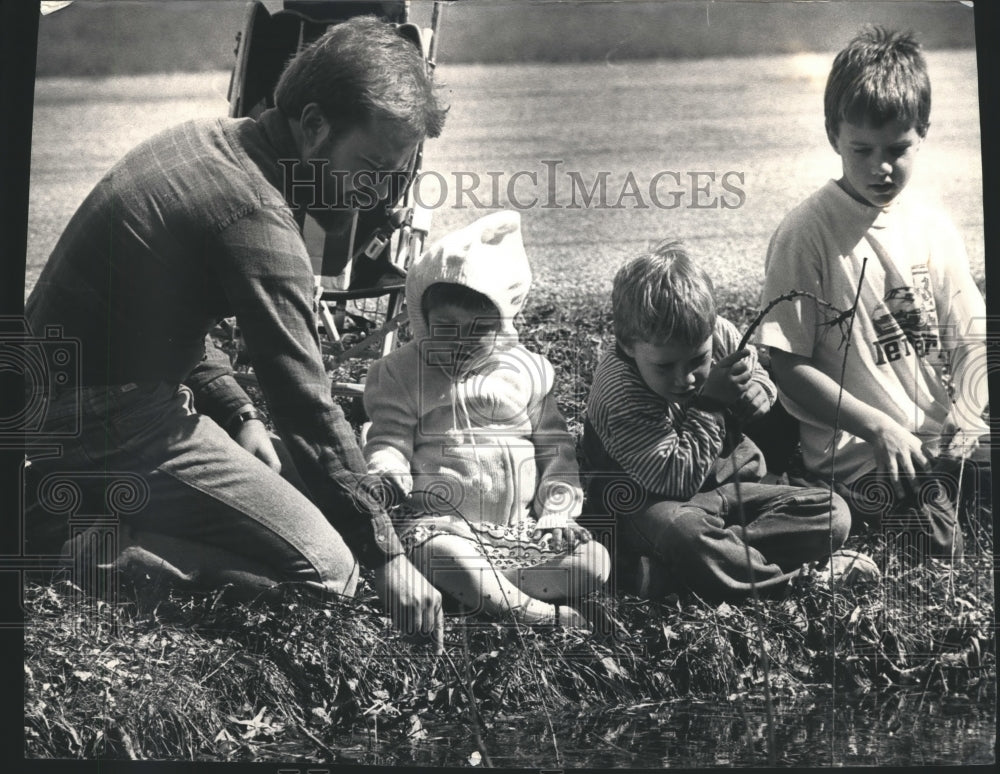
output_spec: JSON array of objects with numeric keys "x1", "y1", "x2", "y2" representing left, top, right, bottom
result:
[
  {"x1": 25, "y1": 382, "x2": 358, "y2": 599},
  {"x1": 615, "y1": 483, "x2": 851, "y2": 600}
]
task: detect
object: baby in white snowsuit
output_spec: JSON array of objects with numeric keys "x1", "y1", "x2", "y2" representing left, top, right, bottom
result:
[{"x1": 364, "y1": 211, "x2": 610, "y2": 626}]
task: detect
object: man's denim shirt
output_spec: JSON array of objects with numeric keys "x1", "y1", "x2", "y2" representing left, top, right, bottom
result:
[{"x1": 25, "y1": 108, "x2": 404, "y2": 567}]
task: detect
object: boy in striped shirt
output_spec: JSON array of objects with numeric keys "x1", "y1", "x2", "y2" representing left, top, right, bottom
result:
[{"x1": 582, "y1": 241, "x2": 863, "y2": 600}]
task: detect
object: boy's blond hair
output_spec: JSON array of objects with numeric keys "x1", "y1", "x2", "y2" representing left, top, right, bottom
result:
[
  {"x1": 611, "y1": 240, "x2": 716, "y2": 349},
  {"x1": 824, "y1": 26, "x2": 931, "y2": 144}
]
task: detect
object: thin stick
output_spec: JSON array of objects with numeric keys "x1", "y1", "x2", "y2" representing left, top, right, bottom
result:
[
  {"x1": 403, "y1": 488, "x2": 567, "y2": 762},
  {"x1": 298, "y1": 723, "x2": 337, "y2": 758},
  {"x1": 725, "y1": 428, "x2": 777, "y2": 768},
  {"x1": 737, "y1": 290, "x2": 851, "y2": 352},
  {"x1": 460, "y1": 623, "x2": 494, "y2": 767},
  {"x1": 948, "y1": 455, "x2": 965, "y2": 599},
  {"x1": 817, "y1": 256, "x2": 867, "y2": 765},
  {"x1": 427, "y1": 1, "x2": 443, "y2": 70},
  {"x1": 728, "y1": 283, "x2": 859, "y2": 768}
]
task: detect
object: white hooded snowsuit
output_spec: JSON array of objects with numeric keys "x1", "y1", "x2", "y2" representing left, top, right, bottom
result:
[{"x1": 363, "y1": 211, "x2": 584, "y2": 563}]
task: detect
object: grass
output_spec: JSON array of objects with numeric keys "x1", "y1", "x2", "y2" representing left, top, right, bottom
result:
[
  {"x1": 24, "y1": 293, "x2": 995, "y2": 764},
  {"x1": 24, "y1": 535, "x2": 994, "y2": 763}
]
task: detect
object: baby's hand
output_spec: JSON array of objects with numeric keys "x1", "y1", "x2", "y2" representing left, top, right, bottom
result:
[
  {"x1": 388, "y1": 471, "x2": 413, "y2": 497},
  {"x1": 531, "y1": 524, "x2": 591, "y2": 553},
  {"x1": 699, "y1": 347, "x2": 752, "y2": 408},
  {"x1": 367, "y1": 448, "x2": 414, "y2": 508},
  {"x1": 373, "y1": 470, "x2": 412, "y2": 509}
]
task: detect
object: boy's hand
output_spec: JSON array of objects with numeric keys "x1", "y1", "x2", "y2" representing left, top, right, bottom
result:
[
  {"x1": 531, "y1": 524, "x2": 591, "y2": 553},
  {"x1": 699, "y1": 347, "x2": 752, "y2": 408},
  {"x1": 734, "y1": 380, "x2": 770, "y2": 423},
  {"x1": 870, "y1": 417, "x2": 931, "y2": 498},
  {"x1": 370, "y1": 468, "x2": 412, "y2": 509}
]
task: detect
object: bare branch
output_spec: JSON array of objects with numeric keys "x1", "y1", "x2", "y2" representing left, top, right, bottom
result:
[{"x1": 737, "y1": 290, "x2": 853, "y2": 351}]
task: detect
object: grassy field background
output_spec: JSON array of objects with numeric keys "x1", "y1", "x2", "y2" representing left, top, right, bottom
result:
[
  {"x1": 34, "y1": 0, "x2": 977, "y2": 75},
  {"x1": 27, "y1": 1, "x2": 984, "y2": 302},
  {"x1": 26, "y1": 50, "x2": 985, "y2": 309}
]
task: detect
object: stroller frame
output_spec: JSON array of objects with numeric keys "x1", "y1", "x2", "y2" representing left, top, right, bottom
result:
[{"x1": 222, "y1": 0, "x2": 443, "y2": 398}]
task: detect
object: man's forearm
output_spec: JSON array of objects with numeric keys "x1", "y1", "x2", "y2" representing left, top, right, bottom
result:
[{"x1": 186, "y1": 335, "x2": 255, "y2": 423}]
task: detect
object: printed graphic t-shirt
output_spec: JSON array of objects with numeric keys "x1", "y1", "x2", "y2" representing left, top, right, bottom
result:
[{"x1": 758, "y1": 180, "x2": 986, "y2": 483}]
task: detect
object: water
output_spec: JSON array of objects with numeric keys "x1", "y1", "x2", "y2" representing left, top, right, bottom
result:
[{"x1": 329, "y1": 684, "x2": 995, "y2": 768}]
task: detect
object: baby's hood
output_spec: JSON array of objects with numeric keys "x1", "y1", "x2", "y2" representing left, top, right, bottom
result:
[{"x1": 406, "y1": 210, "x2": 532, "y2": 343}]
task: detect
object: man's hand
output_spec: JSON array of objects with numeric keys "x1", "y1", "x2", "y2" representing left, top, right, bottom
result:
[
  {"x1": 373, "y1": 554, "x2": 444, "y2": 654},
  {"x1": 531, "y1": 523, "x2": 591, "y2": 553},
  {"x1": 233, "y1": 419, "x2": 282, "y2": 472},
  {"x1": 699, "y1": 347, "x2": 752, "y2": 408}
]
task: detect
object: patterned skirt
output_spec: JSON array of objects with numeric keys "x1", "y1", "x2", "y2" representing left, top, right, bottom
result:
[{"x1": 395, "y1": 510, "x2": 563, "y2": 572}]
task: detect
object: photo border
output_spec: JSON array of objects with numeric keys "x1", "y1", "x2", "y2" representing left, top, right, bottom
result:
[{"x1": 4, "y1": 1, "x2": 998, "y2": 771}]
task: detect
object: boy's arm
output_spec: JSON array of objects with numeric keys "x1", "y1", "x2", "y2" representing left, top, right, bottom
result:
[
  {"x1": 768, "y1": 348, "x2": 929, "y2": 489},
  {"x1": 942, "y1": 326, "x2": 988, "y2": 458},
  {"x1": 590, "y1": 357, "x2": 727, "y2": 501},
  {"x1": 930, "y1": 221, "x2": 988, "y2": 455},
  {"x1": 759, "y1": 221, "x2": 929, "y2": 489},
  {"x1": 714, "y1": 318, "x2": 777, "y2": 421}
]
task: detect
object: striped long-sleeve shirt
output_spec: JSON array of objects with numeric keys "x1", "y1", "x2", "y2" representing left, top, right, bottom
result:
[{"x1": 584, "y1": 317, "x2": 776, "y2": 502}]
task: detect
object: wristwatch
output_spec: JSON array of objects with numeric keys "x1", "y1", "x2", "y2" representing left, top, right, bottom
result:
[{"x1": 227, "y1": 407, "x2": 264, "y2": 435}]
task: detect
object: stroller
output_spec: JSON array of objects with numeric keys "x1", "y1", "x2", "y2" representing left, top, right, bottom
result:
[{"x1": 220, "y1": 0, "x2": 444, "y2": 399}]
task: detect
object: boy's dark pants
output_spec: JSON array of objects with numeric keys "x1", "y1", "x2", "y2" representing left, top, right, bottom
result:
[
  {"x1": 614, "y1": 483, "x2": 851, "y2": 601},
  {"x1": 792, "y1": 451, "x2": 991, "y2": 562}
]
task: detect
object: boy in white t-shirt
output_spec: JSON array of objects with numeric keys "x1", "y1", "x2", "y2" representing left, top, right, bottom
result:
[{"x1": 758, "y1": 27, "x2": 989, "y2": 562}]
